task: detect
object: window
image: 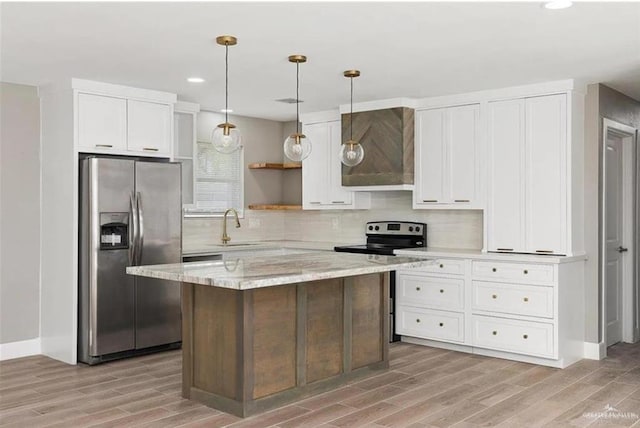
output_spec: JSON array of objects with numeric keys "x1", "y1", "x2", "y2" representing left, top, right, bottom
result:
[{"x1": 184, "y1": 141, "x2": 244, "y2": 217}]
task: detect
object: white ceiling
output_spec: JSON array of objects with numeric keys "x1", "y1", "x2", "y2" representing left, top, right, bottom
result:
[{"x1": 2, "y1": 2, "x2": 639, "y2": 121}]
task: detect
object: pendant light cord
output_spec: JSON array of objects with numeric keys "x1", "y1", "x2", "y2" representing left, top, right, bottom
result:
[
  {"x1": 296, "y1": 62, "x2": 300, "y2": 135},
  {"x1": 350, "y1": 76, "x2": 354, "y2": 142},
  {"x1": 225, "y1": 42, "x2": 229, "y2": 124}
]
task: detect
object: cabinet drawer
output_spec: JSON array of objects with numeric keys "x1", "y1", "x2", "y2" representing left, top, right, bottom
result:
[
  {"x1": 397, "y1": 306, "x2": 464, "y2": 343},
  {"x1": 411, "y1": 258, "x2": 465, "y2": 276},
  {"x1": 472, "y1": 261, "x2": 554, "y2": 284},
  {"x1": 397, "y1": 274, "x2": 464, "y2": 310},
  {"x1": 472, "y1": 315, "x2": 554, "y2": 357},
  {"x1": 472, "y1": 281, "x2": 554, "y2": 318}
]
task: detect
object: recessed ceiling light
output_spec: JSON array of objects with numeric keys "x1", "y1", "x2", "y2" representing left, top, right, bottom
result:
[
  {"x1": 544, "y1": 1, "x2": 573, "y2": 10},
  {"x1": 220, "y1": 108, "x2": 233, "y2": 113},
  {"x1": 187, "y1": 77, "x2": 205, "y2": 83}
]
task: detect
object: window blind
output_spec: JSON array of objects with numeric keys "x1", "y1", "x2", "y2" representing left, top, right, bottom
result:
[{"x1": 191, "y1": 141, "x2": 243, "y2": 215}]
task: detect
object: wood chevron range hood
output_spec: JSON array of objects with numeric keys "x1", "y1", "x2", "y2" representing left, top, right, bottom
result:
[{"x1": 341, "y1": 107, "x2": 414, "y2": 190}]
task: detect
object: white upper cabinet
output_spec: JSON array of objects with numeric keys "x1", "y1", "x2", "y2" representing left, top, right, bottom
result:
[
  {"x1": 302, "y1": 119, "x2": 369, "y2": 210},
  {"x1": 77, "y1": 93, "x2": 127, "y2": 151},
  {"x1": 487, "y1": 94, "x2": 568, "y2": 255},
  {"x1": 127, "y1": 100, "x2": 171, "y2": 154},
  {"x1": 487, "y1": 99, "x2": 525, "y2": 252},
  {"x1": 73, "y1": 79, "x2": 176, "y2": 158},
  {"x1": 414, "y1": 104, "x2": 481, "y2": 209}
]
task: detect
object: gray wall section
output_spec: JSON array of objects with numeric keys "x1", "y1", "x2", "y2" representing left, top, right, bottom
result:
[
  {"x1": 0, "y1": 82, "x2": 41, "y2": 344},
  {"x1": 584, "y1": 83, "x2": 640, "y2": 343},
  {"x1": 197, "y1": 111, "x2": 285, "y2": 207},
  {"x1": 281, "y1": 121, "x2": 302, "y2": 205}
]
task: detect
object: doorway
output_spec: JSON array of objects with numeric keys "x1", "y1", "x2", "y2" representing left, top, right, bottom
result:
[{"x1": 601, "y1": 118, "x2": 638, "y2": 349}]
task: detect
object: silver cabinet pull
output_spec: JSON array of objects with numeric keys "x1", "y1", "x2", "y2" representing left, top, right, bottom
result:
[
  {"x1": 309, "y1": 202, "x2": 321, "y2": 205},
  {"x1": 497, "y1": 248, "x2": 514, "y2": 252},
  {"x1": 422, "y1": 199, "x2": 438, "y2": 203},
  {"x1": 143, "y1": 147, "x2": 159, "y2": 152},
  {"x1": 331, "y1": 201, "x2": 345, "y2": 204},
  {"x1": 95, "y1": 144, "x2": 113, "y2": 148},
  {"x1": 454, "y1": 199, "x2": 470, "y2": 203}
]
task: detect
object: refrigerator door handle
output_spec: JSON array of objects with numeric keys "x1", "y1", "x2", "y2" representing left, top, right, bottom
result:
[
  {"x1": 136, "y1": 192, "x2": 144, "y2": 265},
  {"x1": 129, "y1": 192, "x2": 138, "y2": 266}
]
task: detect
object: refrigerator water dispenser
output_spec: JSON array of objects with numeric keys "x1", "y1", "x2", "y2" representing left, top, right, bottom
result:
[{"x1": 99, "y1": 212, "x2": 128, "y2": 250}]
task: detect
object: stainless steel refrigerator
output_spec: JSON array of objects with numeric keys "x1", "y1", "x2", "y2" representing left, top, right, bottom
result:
[{"x1": 78, "y1": 157, "x2": 182, "y2": 365}]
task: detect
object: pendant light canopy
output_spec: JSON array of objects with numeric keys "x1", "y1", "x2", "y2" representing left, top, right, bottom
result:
[
  {"x1": 340, "y1": 70, "x2": 364, "y2": 166},
  {"x1": 212, "y1": 35, "x2": 242, "y2": 154},
  {"x1": 283, "y1": 55, "x2": 312, "y2": 162}
]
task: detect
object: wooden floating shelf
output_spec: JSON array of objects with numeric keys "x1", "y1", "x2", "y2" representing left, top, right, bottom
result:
[
  {"x1": 248, "y1": 162, "x2": 302, "y2": 170},
  {"x1": 248, "y1": 204, "x2": 303, "y2": 211}
]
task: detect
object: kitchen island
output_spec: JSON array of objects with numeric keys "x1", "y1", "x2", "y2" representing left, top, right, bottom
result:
[{"x1": 127, "y1": 251, "x2": 430, "y2": 417}]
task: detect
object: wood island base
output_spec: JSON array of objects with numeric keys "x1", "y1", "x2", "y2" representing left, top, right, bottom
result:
[{"x1": 180, "y1": 272, "x2": 390, "y2": 417}]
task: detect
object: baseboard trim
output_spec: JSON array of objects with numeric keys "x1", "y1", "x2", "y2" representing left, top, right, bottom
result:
[
  {"x1": 583, "y1": 341, "x2": 605, "y2": 360},
  {"x1": 0, "y1": 338, "x2": 42, "y2": 361}
]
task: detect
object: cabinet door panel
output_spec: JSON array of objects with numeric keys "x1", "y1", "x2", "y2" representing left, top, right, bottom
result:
[
  {"x1": 488, "y1": 99, "x2": 525, "y2": 252},
  {"x1": 302, "y1": 122, "x2": 329, "y2": 207},
  {"x1": 127, "y1": 100, "x2": 171, "y2": 155},
  {"x1": 416, "y1": 109, "x2": 445, "y2": 203},
  {"x1": 525, "y1": 95, "x2": 567, "y2": 255},
  {"x1": 77, "y1": 93, "x2": 127, "y2": 151},
  {"x1": 328, "y1": 121, "x2": 353, "y2": 205},
  {"x1": 448, "y1": 104, "x2": 479, "y2": 203}
]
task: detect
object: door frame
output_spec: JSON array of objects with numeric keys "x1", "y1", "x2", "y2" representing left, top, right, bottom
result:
[{"x1": 601, "y1": 118, "x2": 639, "y2": 351}]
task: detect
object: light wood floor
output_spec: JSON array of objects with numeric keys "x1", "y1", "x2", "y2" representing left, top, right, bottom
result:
[{"x1": 1, "y1": 342, "x2": 639, "y2": 427}]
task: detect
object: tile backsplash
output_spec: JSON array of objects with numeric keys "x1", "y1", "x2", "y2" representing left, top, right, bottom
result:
[{"x1": 183, "y1": 192, "x2": 483, "y2": 251}]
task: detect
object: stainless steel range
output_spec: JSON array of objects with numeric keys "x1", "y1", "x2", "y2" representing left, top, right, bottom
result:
[{"x1": 334, "y1": 221, "x2": 427, "y2": 341}]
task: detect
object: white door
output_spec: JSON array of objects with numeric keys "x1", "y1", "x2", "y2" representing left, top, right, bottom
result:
[
  {"x1": 448, "y1": 104, "x2": 479, "y2": 205},
  {"x1": 302, "y1": 122, "x2": 329, "y2": 208},
  {"x1": 127, "y1": 100, "x2": 171, "y2": 155},
  {"x1": 327, "y1": 121, "x2": 353, "y2": 206},
  {"x1": 77, "y1": 93, "x2": 127, "y2": 151},
  {"x1": 487, "y1": 99, "x2": 525, "y2": 252},
  {"x1": 525, "y1": 94, "x2": 567, "y2": 255},
  {"x1": 415, "y1": 109, "x2": 445, "y2": 204},
  {"x1": 605, "y1": 132, "x2": 624, "y2": 346}
]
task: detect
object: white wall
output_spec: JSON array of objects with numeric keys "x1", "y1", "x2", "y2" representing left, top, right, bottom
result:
[
  {"x1": 584, "y1": 84, "x2": 640, "y2": 344},
  {"x1": 0, "y1": 83, "x2": 41, "y2": 345}
]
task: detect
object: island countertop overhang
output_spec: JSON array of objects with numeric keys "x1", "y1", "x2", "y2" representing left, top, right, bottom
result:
[{"x1": 126, "y1": 251, "x2": 432, "y2": 290}]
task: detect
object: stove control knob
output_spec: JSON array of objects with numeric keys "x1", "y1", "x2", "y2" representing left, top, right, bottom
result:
[
  {"x1": 374, "y1": 226, "x2": 380, "y2": 231},
  {"x1": 415, "y1": 227, "x2": 421, "y2": 232},
  {"x1": 408, "y1": 227, "x2": 414, "y2": 232},
  {"x1": 368, "y1": 225, "x2": 373, "y2": 231}
]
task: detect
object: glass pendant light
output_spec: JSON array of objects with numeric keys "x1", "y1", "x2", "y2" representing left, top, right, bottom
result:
[
  {"x1": 340, "y1": 70, "x2": 364, "y2": 166},
  {"x1": 283, "y1": 55, "x2": 312, "y2": 161},
  {"x1": 212, "y1": 35, "x2": 241, "y2": 154}
]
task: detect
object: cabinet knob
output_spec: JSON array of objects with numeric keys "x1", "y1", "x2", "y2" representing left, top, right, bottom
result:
[
  {"x1": 492, "y1": 331, "x2": 498, "y2": 336},
  {"x1": 439, "y1": 322, "x2": 444, "y2": 327},
  {"x1": 416, "y1": 318, "x2": 421, "y2": 323},
  {"x1": 523, "y1": 297, "x2": 529, "y2": 302},
  {"x1": 492, "y1": 268, "x2": 497, "y2": 272},
  {"x1": 416, "y1": 286, "x2": 421, "y2": 291},
  {"x1": 439, "y1": 289, "x2": 444, "y2": 293},
  {"x1": 492, "y1": 294, "x2": 498, "y2": 299},
  {"x1": 523, "y1": 334, "x2": 528, "y2": 339},
  {"x1": 439, "y1": 264, "x2": 444, "y2": 268},
  {"x1": 524, "y1": 270, "x2": 529, "y2": 275}
]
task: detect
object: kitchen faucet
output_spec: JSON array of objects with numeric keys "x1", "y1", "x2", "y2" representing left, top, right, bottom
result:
[{"x1": 221, "y1": 208, "x2": 241, "y2": 244}]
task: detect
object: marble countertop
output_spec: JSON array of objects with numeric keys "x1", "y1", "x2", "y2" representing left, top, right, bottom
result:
[
  {"x1": 182, "y1": 240, "x2": 359, "y2": 257},
  {"x1": 127, "y1": 251, "x2": 432, "y2": 290},
  {"x1": 394, "y1": 247, "x2": 587, "y2": 264}
]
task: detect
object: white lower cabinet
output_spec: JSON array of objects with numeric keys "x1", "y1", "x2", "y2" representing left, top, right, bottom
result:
[
  {"x1": 397, "y1": 307, "x2": 464, "y2": 343},
  {"x1": 397, "y1": 255, "x2": 584, "y2": 368},
  {"x1": 472, "y1": 315, "x2": 554, "y2": 358}
]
